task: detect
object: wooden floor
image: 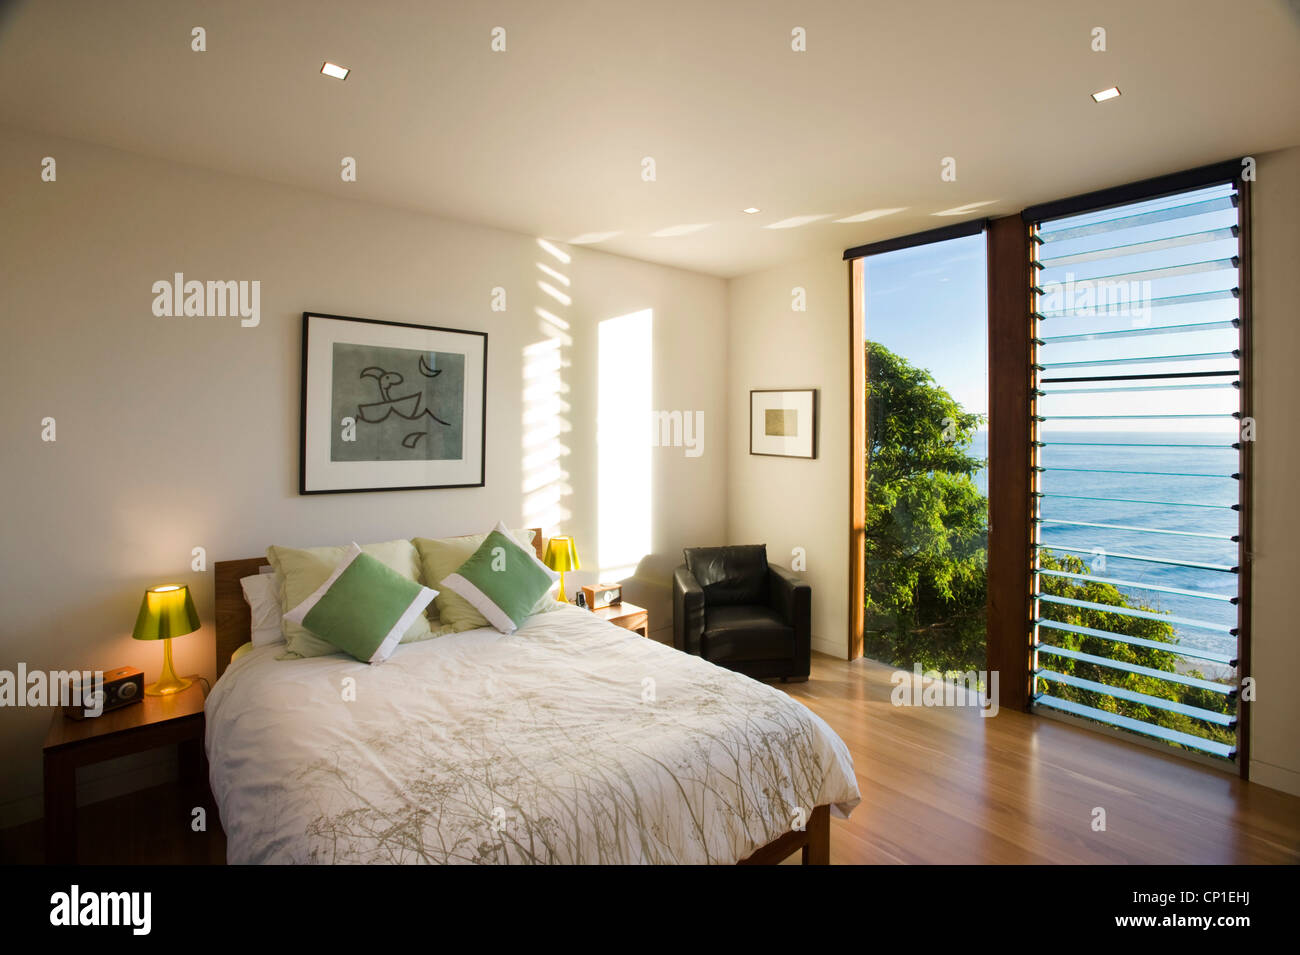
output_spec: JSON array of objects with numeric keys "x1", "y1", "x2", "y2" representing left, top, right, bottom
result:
[
  {"x1": 3, "y1": 651, "x2": 1296, "y2": 864},
  {"x1": 782, "y1": 652, "x2": 1300, "y2": 864}
]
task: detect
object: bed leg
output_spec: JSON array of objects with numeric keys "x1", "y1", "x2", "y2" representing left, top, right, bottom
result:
[{"x1": 802, "y1": 804, "x2": 830, "y2": 865}]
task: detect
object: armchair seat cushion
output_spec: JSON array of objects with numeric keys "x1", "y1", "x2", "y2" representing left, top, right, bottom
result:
[{"x1": 701, "y1": 605, "x2": 794, "y2": 663}]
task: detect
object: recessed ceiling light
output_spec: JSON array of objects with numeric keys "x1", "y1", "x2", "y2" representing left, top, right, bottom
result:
[
  {"x1": 1091, "y1": 86, "x2": 1120, "y2": 103},
  {"x1": 321, "y1": 62, "x2": 350, "y2": 80},
  {"x1": 742, "y1": 208, "x2": 760, "y2": 214}
]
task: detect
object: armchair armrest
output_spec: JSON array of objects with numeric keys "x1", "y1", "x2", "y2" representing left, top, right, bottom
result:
[
  {"x1": 673, "y1": 564, "x2": 706, "y2": 654},
  {"x1": 767, "y1": 564, "x2": 811, "y2": 677}
]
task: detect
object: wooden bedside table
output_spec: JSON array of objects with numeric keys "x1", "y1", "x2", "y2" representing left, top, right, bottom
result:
[
  {"x1": 590, "y1": 601, "x2": 649, "y2": 638},
  {"x1": 43, "y1": 675, "x2": 207, "y2": 864}
]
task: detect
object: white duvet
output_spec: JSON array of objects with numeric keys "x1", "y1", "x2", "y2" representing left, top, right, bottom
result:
[{"x1": 206, "y1": 605, "x2": 860, "y2": 864}]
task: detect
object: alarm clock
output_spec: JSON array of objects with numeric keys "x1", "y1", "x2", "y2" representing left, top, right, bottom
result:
[
  {"x1": 62, "y1": 666, "x2": 145, "y2": 720},
  {"x1": 581, "y1": 584, "x2": 622, "y2": 610}
]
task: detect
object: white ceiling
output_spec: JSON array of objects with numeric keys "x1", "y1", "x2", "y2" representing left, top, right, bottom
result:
[{"x1": 2, "y1": 0, "x2": 1298, "y2": 277}]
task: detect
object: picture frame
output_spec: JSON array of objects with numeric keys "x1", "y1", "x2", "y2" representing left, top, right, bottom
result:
[
  {"x1": 749, "y1": 388, "x2": 818, "y2": 459},
  {"x1": 299, "y1": 312, "x2": 487, "y2": 494}
]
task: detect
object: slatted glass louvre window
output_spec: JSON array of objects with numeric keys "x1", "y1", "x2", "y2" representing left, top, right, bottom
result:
[{"x1": 1029, "y1": 181, "x2": 1244, "y2": 761}]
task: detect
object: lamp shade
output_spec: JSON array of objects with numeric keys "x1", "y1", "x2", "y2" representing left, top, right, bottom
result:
[
  {"x1": 132, "y1": 584, "x2": 200, "y2": 641},
  {"x1": 543, "y1": 536, "x2": 581, "y2": 574}
]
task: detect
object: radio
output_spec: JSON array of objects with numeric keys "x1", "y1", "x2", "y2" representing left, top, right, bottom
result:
[
  {"x1": 581, "y1": 583, "x2": 623, "y2": 611},
  {"x1": 62, "y1": 666, "x2": 145, "y2": 720}
]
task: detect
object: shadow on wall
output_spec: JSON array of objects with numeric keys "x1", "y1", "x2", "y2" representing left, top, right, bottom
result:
[{"x1": 622, "y1": 553, "x2": 677, "y2": 644}]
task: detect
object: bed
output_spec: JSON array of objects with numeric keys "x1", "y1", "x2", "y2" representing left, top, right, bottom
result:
[{"x1": 208, "y1": 532, "x2": 860, "y2": 864}]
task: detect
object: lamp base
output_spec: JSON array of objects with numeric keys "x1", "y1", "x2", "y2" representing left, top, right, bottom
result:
[
  {"x1": 146, "y1": 637, "x2": 192, "y2": 696},
  {"x1": 145, "y1": 675, "x2": 193, "y2": 697},
  {"x1": 557, "y1": 572, "x2": 568, "y2": 604}
]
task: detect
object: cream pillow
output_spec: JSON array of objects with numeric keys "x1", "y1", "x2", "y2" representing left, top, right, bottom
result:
[
  {"x1": 413, "y1": 527, "x2": 562, "y2": 633},
  {"x1": 267, "y1": 538, "x2": 439, "y2": 658}
]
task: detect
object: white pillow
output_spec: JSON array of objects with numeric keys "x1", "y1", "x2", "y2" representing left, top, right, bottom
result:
[{"x1": 241, "y1": 572, "x2": 285, "y2": 647}]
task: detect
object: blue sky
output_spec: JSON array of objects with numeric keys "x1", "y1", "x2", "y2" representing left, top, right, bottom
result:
[{"x1": 862, "y1": 232, "x2": 989, "y2": 419}]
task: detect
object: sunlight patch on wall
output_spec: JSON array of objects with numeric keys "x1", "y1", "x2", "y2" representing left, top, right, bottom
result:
[
  {"x1": 597, "y1": 309, "x2": 653, "y2": 581},
  {"x1": 536, "y1": 237, "x2": 571, "y2": 264},
  {"x1": 535, "y1": 306, "x2": 570, "y2": 332},
  {"x1": 523, "y1": 242, "x2": 575, "y2": 533}
]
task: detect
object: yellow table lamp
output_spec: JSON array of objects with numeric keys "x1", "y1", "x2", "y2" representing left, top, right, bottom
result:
[
  {"x1": 543, "y1": 536, "x2": 581, "y2": 603},
  {"x1": 132, "y1": 584, "x2": 200, "y2": 696}
]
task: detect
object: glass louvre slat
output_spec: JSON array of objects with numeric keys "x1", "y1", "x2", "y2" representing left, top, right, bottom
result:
[
  {"x1": 1035, "y1": 567, "x2": 1234, "y2": 602},
  {"x1": 1037, "y1": 228, "x2": 1237, "y2": 267},
  {"x1": 1039, "y1": 320, "x2": 1237, "y2": 344},
  {"x1": 1042, "y1": 372, "x2": 1236, "y2": 383},
  {"x1": 1036, "y1": 288, "x2": 1237, "y2": 319},
  {"x1": 1036, "y1": 492, "x2": 1235, "y2": 509},
  {"x1": 1035, "y1": 594, "x2": 1234, "y2": 634},
  {"x1": 1035, "y1": 643, "x2": 1234, "y2": 694},
  {"x1": 1035, "y1": 619, "x2": 1236, "y2": 665},
  {"x1": 1036, "y1": 518, "x2": 1234, "y2": 541},
  {"x1": 1038, "y1": 351, "x2": 1237, "y2": 369},
  {"x1": 1040, "y1": 257, "x2": 1236, "y2": 285},
  {"x1": 1039, "y1": 414, "x2": 1236, "y2": 421},
  {"x1": 1039, "y1": 382, "x2": 1237, "y2": 396},
  {"x1": 1037, "y1": 467, "x2": 1238, "y2": 479},
  {"x1": 1031, "y1": 544, "x2": 1235, "y2": 574},
  {"x1": 1035, "y1": 670, "x2": 1235, "y2": 726},
  {"x1": 1033, "y1": 694, "x2": 1236, "y2": 758},
  {"x1": 1036, "y1": 195, "x2": 1235, "y2": 243},
  {"x1": 1036, "y1": 440, "x2": 1236, "y2": 449}
]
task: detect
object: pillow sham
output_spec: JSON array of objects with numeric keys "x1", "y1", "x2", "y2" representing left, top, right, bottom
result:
[
  {"x1": 440, "y1": 521, "x2": 560, "y2": 634},
  {"x1": 239, "y1": 571, "x2": 285, "y2": 647},
  {"x1": 267, "y1": 538, "x2": 435, "y2": 658},
  {"x1": 282, "y1": 543, "x2": 436, "y2": 664},
  {"x1": 413, "y1": 527, "x2": 562, "y2": 632}
]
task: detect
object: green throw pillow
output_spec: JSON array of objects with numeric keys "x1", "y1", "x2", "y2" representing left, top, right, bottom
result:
[
  {"x1": 282, "y1": 544, "x2": 436, "y2": 664},
  {"x1": 267, "y1": 538, "x2": 436, "y2": 658},
  {"x1": 439, "y1": 521, "x2": 559, "y2": 634},
  {"x1": 413, "y1": 527, "x2": 561, "y2": 632}
]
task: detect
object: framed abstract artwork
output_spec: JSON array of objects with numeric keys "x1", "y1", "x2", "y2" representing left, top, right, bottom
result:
[
  {"x1": 299, "y1": 312, "x2": 487, "y2": 493},
  {"x1": 749, "y1": 389, "x2": 817, "y2": 459}
]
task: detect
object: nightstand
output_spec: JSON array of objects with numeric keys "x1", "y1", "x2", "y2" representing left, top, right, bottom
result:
[
  {"x1": 43, "y1": 675, "x2": 207, "y2": 863},
  {"x1": 591, "y1": 601, "x2": 649, "y2": 638}
]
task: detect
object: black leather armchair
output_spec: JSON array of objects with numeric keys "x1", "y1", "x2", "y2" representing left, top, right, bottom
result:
[{"x1": 673, "y1": 544, "x2": 810, "y2": 682}]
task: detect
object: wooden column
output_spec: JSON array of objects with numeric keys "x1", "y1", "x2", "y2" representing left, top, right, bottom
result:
[
  {"x1": 847, "y1": 258, "x2": 865, "y2": 660},
  {"x1": 985, "y1": 215, "x2": 1032, "y2": 711}
]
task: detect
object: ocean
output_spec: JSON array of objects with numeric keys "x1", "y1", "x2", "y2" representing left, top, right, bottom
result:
[{"x1": 968, "y1": 430, "x2": 1239, "y2": 664}]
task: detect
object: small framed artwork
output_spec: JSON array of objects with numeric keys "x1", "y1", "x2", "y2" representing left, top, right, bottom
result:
[
  {"x1": 750, "y1": 389, "x2": 817, "y2": 459},
  {"x1": 300, "y1": 312, "x2": 487, "y2": 493}
]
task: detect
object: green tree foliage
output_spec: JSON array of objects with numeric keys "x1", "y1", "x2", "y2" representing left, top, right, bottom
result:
[
  {"x1": 862, "y1": 340, "x2": 1234, "y2": 751},
  {"x1": 863, "y1": 342, "x2": 986, "y2": 673}
]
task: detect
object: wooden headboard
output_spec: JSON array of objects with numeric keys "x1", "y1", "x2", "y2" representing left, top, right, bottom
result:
[{"x1": 214, "y1": 528, "x2": 545, "y2": 679}]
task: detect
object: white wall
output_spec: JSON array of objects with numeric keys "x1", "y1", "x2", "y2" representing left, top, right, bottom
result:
[
  {"x1": 0, "y1": 125, "x2": 727, "y2": 823},
  {"x1": 1247, "y1": 146, "x2": 1300, "y2": 795},
  {"x1": 726, "y1": 257, "x2": 850, "y2": 658}
]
